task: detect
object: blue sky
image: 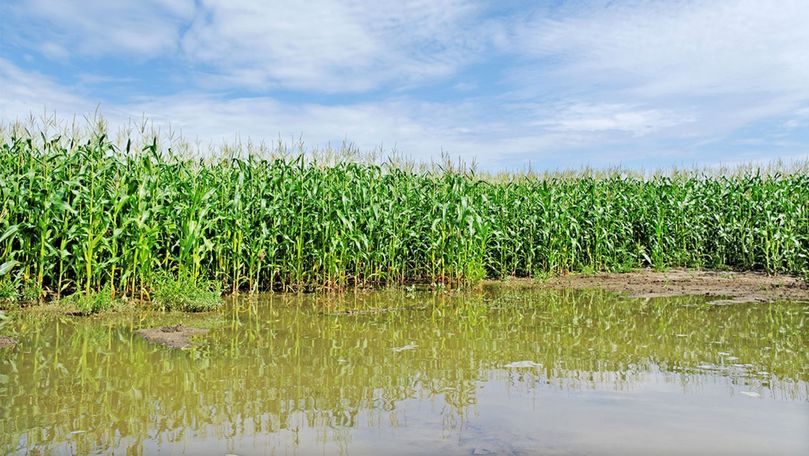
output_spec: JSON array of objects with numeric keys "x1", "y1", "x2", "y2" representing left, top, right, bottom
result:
[{"x1": 1, "y1": 0, "x2": 808, "y2": 170}]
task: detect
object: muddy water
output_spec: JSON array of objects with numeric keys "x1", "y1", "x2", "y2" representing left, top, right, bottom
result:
[{"x1": 1, "y1": 288, "x2": 807, "y2": 455}]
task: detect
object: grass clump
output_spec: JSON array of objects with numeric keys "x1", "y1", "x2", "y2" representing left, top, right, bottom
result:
[
  {"x1": 0, "y1": 279, "x2": 42, "y2": 307},
  {"x1": 19, "y1": 279, "x2": 43, "y2": 302},
  {"x1": 0, "y1": 280, "x2": 17, "y2": 306},
  {"x1": 65, "y1": 285, "x2": 114, "y2": 315},
  {"x1": 151, "y1": 274, "x2": 222, "y2": 312}
]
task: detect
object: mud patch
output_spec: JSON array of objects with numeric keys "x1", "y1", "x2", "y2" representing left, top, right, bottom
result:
[
  {"x1": 0, "y1": 336, "x2": 17, "y2": 348},
  {"x1": 539, "y1": 269, "x2": 809, "y2": 303},
  {"x1": 485, "y1": 269, "x2": 809, "y2": 304},
  {"x1": 136, "y1": 325, "x2": 209, "y2": 349}
]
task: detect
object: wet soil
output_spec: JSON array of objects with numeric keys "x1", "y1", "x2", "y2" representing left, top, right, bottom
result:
[
  {"x1": 490, "y1": 269, "x2": 809, "y2": 304},
  {"x1": 135, "y1": 324, "x2": 209, "y2": 349},
  {"x1": 0, "y1": 336, "x2": 17, "y2": 348}
]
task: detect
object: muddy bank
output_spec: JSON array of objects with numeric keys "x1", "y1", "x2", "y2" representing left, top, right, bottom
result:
[
  {"x1": 491, "y1": 269, "x2": 809, "y2": 304},
  {"x1": 136, "y1": 325, "x2": 209, "y2": 349},
  {"x1": 0, "y1": 336, "x2": 17, "y2": 348}
]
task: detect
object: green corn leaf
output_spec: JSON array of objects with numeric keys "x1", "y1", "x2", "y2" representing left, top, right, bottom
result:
[{"x1": 0, "y1": 260, "x2": 18, "y2": 276}]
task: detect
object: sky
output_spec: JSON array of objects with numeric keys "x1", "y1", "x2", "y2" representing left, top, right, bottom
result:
[{"x1": 1, "y1": 0, "x2": 808, "y2": 171}]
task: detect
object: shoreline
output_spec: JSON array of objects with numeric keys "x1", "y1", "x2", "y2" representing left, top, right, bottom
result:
[
  {"x1": 2, "y1": 268, "x2": 807, "y2": 317},
  {"x1": 485, "y1": 268, "x2": 809, "y2": 304}
]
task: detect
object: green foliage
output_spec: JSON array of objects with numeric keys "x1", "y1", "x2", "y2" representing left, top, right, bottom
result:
[
  {"x1": 19, "y1": 279, "x2": 43, "y2": 302},
  {"x1": 151, "y1": 274, "x2": 222, "y2": 312},
  {"x1": 0, "y1": 280, "x2": 17, "y2": 303},
  {"x1": 67, "y1": 286, "x2": 114, "y2": 315},
  {"x1": 0, "y1": 127, "x2": 807, "y2": 303}
]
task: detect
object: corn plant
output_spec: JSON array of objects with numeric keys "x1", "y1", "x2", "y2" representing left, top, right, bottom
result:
[{"x1": 0, "y1": 124, "x2": 806, "y2": 303}]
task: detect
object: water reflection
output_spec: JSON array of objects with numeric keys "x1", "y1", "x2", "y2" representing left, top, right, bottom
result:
[{"x1": 1, "y1": 288, "x2": 806, "y2": 455}]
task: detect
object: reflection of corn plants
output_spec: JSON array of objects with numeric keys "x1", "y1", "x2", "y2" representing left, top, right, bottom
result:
[
  {"x1": 1, "y1": 124, "x2": 808, "y2": 301},
  {"x1": 1, "y1": 289, "x2": 806, "y2": 454}
]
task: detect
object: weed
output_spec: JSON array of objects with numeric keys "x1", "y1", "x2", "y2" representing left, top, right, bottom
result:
[
  {"x1": 0, "y1": 280, "x2": 17, "y2": 303},
  {"x1": 67, "y1": 285, "x2": 114, "y2": 315},
  {"x1": 151, "y1": 274, "x2": 222, "y2": 312}
]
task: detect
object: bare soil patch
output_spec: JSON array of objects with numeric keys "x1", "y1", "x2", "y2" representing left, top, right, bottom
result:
[
  {"x1": 0, "y1": 336, "x2": 17, "y2": 348},
  {"x1": 490, "y1": 269, "x2": 809, "y2": 304},
  {"x1": 136, "y1": 324, "x2": 209, "y2": 349}
]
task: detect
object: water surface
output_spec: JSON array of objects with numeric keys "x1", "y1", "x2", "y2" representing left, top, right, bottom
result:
[{"x1": 1, "y1": 288, "x2": 807, "y2": 455}]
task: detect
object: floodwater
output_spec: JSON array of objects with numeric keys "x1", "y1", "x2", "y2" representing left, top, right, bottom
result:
[{"x1": 1, "y1": 287, "x2": 807, "y2": 455}]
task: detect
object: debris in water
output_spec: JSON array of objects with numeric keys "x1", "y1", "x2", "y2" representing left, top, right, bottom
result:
[
  {"x1": 392, "y1": 343, "x2": 417, "y2": 352},
  {"x1": 740, "y1": 391, "x2": 761, "y2": 398},
  {"x1": 504, "y1": 361, "x2": 542, "y2": 369}
]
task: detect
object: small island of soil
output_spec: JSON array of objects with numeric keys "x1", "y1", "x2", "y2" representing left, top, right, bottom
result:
[
  {"x1": 136, "y1": 325, "x2": 208, "y2": 349},
  {"x1": 0, "y1": 336, "x2": 17, "y2": 349}
]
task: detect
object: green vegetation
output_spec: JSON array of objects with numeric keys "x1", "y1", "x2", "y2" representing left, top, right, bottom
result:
[
  {"x1": 1, "y1": 123, "x2": 807, "y2": 304},
  {"x1": 64, "y1": 285, "x2": 114, "y2": 315},
  {"x1": 151, "y1": 273, "x2": 223, "y2": 312},
  {"x1": 0, "y1": 280, "x2": 16, "y2": 303}
]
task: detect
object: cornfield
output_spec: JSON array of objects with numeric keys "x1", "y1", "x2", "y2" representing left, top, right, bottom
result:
[{"x1": 1, "y1": 127, "x2": 807, "y2": 299}]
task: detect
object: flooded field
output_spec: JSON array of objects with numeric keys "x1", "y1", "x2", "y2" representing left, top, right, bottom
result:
[{"x1": 1, "y1": 287, "x2": 807, "y2": 455}]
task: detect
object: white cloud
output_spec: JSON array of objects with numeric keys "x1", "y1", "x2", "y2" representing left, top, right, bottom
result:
[
  {"x1": 508, "y1": 0, "x2": 809, "y2": 152},
  {"x1": 531, "y1": 103, "x2": 692, "y2": 137},
  {"x1": 0, "y1": 58, "x2": 94, "y2": 118},
  {"x1": 519, "y1": 0, "x2": 809, "y2": 98},
  {"x1": 784, "y1": 108, "x2": 809, "y2": 129},
  {"x1": 8, "y1": 0, "x2": 495, "y2": 92},
  {"x1": 181, "y1": 0, "x2": 488, "y2": 92},
  {"x1": 7, "y1": 0, "x2": 194, "y2": 57}
]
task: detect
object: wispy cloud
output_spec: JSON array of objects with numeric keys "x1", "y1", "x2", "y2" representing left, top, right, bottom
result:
[
  {"x1": 181, "y1": 0, "x2": 492, "y2": 92},
  {"x1": 530, "y1": 103, "x2": 693, "y2": 137},
  {"x1": 511, "y1": 0, "x2": 809, "y2": 143},
  {"x1": 5, "y1": 0, "x2": 194, "y2": 57},
  {"x1": 517, "y1": 0, "x2": 809, "y2": 97},
  {"x1": 0, "y1": 58, "x2": 93, "y2": 116}
]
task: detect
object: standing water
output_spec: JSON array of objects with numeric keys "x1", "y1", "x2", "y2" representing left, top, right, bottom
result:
[{"x1": 1, "y1": 288, "x2": 807, "y2": 455}]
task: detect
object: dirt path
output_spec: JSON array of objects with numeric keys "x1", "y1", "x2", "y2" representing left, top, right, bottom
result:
[
  {"x1": 136, "y1": 325, "x2": 209, "y2": 349},
  {"x1": 494, "y1": 269, "x2": 809, "y2": 304}
]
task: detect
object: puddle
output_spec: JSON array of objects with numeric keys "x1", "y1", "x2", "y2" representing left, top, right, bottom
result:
[{"x1": 1, "y1": 288, "x2": 807, "y2": 455}]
